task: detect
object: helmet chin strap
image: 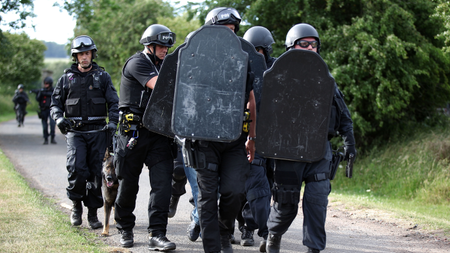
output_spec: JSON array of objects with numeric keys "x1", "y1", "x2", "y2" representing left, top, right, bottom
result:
[{"x1": 146, "y1": 45, "x2": 164, "y2": 63}]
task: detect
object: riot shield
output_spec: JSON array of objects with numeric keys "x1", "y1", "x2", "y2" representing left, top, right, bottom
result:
[
  {"x1": 256, "y1": 49, "x2": 335, "y2": 162},
  {"x1": 142, "y1": 43, "x2": 185, "y2": 138},
  {"x1": 239, "y1": 37, "x2": 267, "y2": 112},
  {"x1": 172, "y1": 26, "x2": 248, "y2": 142}
]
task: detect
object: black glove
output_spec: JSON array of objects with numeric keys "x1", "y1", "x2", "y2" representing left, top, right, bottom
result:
[
  {"x1": 342, "y1": 132, "x2": 357, "y2": 161},
  {"x1": 56, "y1": 118, "x2": 72, "y2": 135},
  {"x1": 103, "y1": 122, "x2": 117, "y2": 135},
  {"x1": 344, "y1": 145, "x2": 357, "y2": 161}
]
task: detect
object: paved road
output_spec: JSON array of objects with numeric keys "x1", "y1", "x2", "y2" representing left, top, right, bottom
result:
[{"x1": 1, "y1": 115, "x2": 449, "y2": 253}]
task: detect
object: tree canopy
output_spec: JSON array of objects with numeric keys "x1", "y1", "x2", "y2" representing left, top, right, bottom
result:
[
  {"x1": 186, "y1": 0, "x2": 450, "y2": 147},
  {"x1": 0, "y1": 31, "x2": 46, "y2": 89},
  {"x1": 62, "y1": 0, "x2": 198, "y2": 84},
  {"x1": 60, "y1": 0, "x2": 450, "y2": 149}
]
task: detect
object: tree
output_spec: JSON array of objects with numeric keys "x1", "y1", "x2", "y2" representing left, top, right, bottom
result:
[
  {"x1": 0, "y1": 0, "x2": 35, "y2": 59},
  {"x1": 0, "y1": 32, "x2": 46, "y2": 89},
  {"x1": 62, "y1": 0, "x2": 175, "y2": 85},
  {"x1": 188, "y1": 0, "x2": 450, "y2": 148}
]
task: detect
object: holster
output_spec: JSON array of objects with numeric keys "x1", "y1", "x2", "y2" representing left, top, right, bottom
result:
[
  {"x1": 330, "y1": 149, "x2": 344, "y2": 180},
  {"x1": 175, "y1": 136, "x2": 206, "y2": 169}
]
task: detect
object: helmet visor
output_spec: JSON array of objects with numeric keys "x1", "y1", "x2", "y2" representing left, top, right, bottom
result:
[
  {"x1": 214, "y1": 9, "x2": 241, "y2": 23},
  {"x1": 149, "y1": 32, "x2": 176, "y2": 45}
]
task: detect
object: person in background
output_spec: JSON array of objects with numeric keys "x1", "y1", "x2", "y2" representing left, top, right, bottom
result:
[
  {"x1": 33, "y1": 77, "x2": 57, "y2": 144},
  {"x1": 12, "y1": 84, "x2": 29, "y2": 127}
]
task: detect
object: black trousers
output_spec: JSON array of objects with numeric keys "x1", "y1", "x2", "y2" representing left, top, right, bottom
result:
[
  {"x1": 171, "y1": 148, "x2": 187, "y2": 197},
  {"x1": 114, "y1": 127, "x2": 174, "y2": 234},
  {"x1": 40, "y1": 108, "x2": 55, "y2": 139},
  {"x1": 196, "y1": 134, "x2": 250, "y2": 253},
  {"x1": 267, "y1": 143, "x2": 332, "y2": 251},
  {"x1": 65, "y1": 130, "x2": 106, "y2": 208}
]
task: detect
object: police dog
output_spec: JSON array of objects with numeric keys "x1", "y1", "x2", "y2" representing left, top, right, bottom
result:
[{"x1": 101, "y1": 148, "x2": 118, "y2": 236}]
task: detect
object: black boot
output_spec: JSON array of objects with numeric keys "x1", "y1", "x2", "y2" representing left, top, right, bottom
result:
[
  {"x1": 87, "y1": 208, "x2": 103, "y2": 229},
  {"x1": 168, "y1": 195, "x2": 180, "y2": 218},
  {"x1": 306, "y1": 247, "x2": 320, "y2": 253},
  {"x1": 51, "y1": 137, "x2": 57, "y2": 144},
  {"x1": 70, "y1": 201, "x2": 82, "y2": 226},
  {"x1": 148, "y1": 233, "x2": 176, "y2": 251},
  {"x1": 240, "y1": 226, "x2": 255, "y2": 246},
  {"x1": 266, "y1": 233, "x2": 281, "y2": 253},
  {"x1": 220, "y1": 234, "x2": 233, "y2": 253},
  {"x1": 43, "y1": 138, "x2": 48, "y2": 145}
]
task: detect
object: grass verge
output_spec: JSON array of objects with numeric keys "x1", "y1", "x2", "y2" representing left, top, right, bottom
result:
[
  {"x1": 0, "y1": 149, "x2": 108, "y2": 253},
  {"x1": 331, "y1": 120, "x2": 450, "y2": 237}
]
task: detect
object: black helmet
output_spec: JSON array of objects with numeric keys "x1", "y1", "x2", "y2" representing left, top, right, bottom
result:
[
  {"x1": 71, "y1": 35, "x2": 97, "y2": 59},
  {"x1": 17, "y1": 84, "x2": 24, "y2": 90},
  {"x1": 243, "y1": 26, "x2": 275, "y2": 55},
  {"x1": 204, "y1": 7, "x2": 241, "y2": 33},
  {"x1": 285, "y1": 23, "x2": 321, "y2": 53},
  {"x1": 43, "y1": 77, "x2": 53, "y2": 86},
  {"x1": 140, "y1": 24, "x2": 176, "y2": 48}
]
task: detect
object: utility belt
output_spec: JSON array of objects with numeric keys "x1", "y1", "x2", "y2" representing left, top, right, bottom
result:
[
  {"x1": 65, "y1": 117, "x2": 106, "y2": 131},
  {"x1": 242, "y1": 109, "x2": 251, "y2": 133},
  {"x1": 304, "y1": 148, "x2": 344, "y2": 184},
  {"x1": 118, "y1": 111, "x2": 143, "y2": 133}
]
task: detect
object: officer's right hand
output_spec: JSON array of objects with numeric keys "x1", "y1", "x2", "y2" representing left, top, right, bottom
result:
[
  {"x1": 344, "y1": 145, "x2": 357, "y2": 161},
  {"x1": 56, "y1": 118, "x2": 71, "y2": 135}
]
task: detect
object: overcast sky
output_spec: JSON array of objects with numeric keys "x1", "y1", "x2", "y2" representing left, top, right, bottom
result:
[{"x1": 1, "y1": 0, "x2": 201, "y2": 45}]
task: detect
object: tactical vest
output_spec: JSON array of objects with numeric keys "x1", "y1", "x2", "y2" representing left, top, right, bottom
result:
[
  {"x1": 39, "y1": 88, "x2": 54, "y2": 110},
  {"x1": 63, "y1": 68, "x2": 108, "y2": 123},
  {"x1": 119, "y1": 53, "x2": 153, "y2": 115}
]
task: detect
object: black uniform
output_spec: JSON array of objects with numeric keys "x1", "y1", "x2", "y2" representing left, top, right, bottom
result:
[
  {"x1": 114, "y1": 51, "x2": 175, "y2": 236},
  {"x1": 267, "y1": 84, "x2": 354, "y2": 251},
  {"x1": 237, "y1": 55, "x2": 277, "y2": 241},
  {"x1": 50, "y1": 62, "x2": 119, "y2": 208},
  {"x1": 35, "y1": 86, "x2": 56, "y2": 141},
  {"x1": 192, "y1": 66, "x2": 254, "y2": 253},
  {"x1": 12, "y1": 90, "x2": 29, "y2": 126}
]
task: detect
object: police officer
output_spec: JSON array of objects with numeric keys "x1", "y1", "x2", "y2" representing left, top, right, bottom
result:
[
  {"x1": 113, "y1": 24, "x2": 177, "y2": 250},
  {"x1": 230, "y1": 25, "x2": 277, "y2": 251},
  {"x1": 192, "y1": 7, "x2": 256, "y2": 253},
  {"x1": 243, "y1": 26, "x2": 277, "y2": 69},
  {"x1": 265, "y1": 23, "x2": 357, "y2": 253},
  {"x1": 35, "y1": 77, "x2": 56, "y2": 144},
  {"x1": 12, "y1": 84, "x2": 29, "y2": 127},
  {"x1": 50, "y1": 35, "x2": 119, "y2": 229}
]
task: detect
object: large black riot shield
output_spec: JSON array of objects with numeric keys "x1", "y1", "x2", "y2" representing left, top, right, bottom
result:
[
  {"x1": 142, "y1": 43, "x2": 185, "y2": 138},
  {"x1": 239, "y1": 38, "x2": 267, "y2": 112},
  {"x1": 172, "y1": 26, "x2": 248, "y2": 142},
  {"x1": 256, "y1": 50, "x2": 335, "y2": 162}
]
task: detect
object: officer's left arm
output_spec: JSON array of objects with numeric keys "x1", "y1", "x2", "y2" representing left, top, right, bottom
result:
[
  {"x1": 246, "y1": 90, "x2": 256, "y2": 163},
  {"x1": 336, "y1": 89, "x2": 357, "y2": 161},
  {"x1": 103, "y1": 73, "x2": 120, "y2": 124},
  {"x1": 145, "y1": 76, "x2": 158, "y2": 90}
]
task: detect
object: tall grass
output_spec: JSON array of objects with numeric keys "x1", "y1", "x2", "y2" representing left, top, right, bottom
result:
[{"x1": 332, "y1": 118, "x2": 450, "y2": 233}]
